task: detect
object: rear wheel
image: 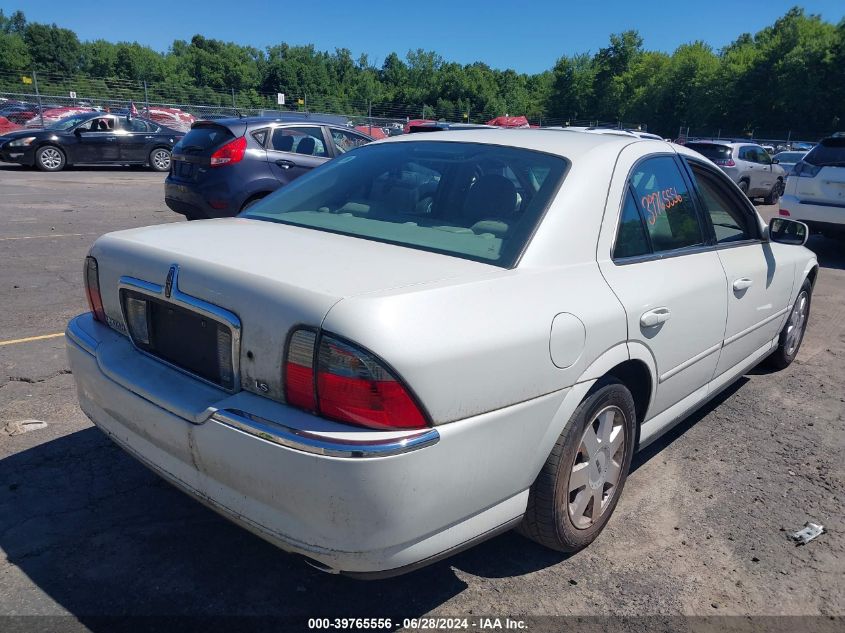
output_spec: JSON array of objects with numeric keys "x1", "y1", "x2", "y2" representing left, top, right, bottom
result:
[
  {"x1": 766, "y1": 279, "x2": 812, "y2": 369},
  {"x1": 519, "y1": 378, "x2": 636, "y2": 552},
  {"x1": 738, "y1": 179, "x2": 750, "y2": 196},
  {"x1": 35, "y1": 146, "x2": 65, "y2": 172},
  {"x1": 149, "y1": 148, "x2": 171, "y2": 172},
  {"x1": 764, "y1": 179, "x2": 783, "y2": 205},
  {"x1": 240, "y1": 195, "x2": 267, "y2": 212}
]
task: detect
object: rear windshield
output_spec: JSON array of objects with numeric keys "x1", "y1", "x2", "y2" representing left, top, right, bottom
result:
[
  {"x1": 686, "y1": 143, "x2": 732, "y2": 160},
  {"x1": 243, "y1": 141, "x2": 569, "y2": 267},
  {"x1": 178, "y1": 125, "x2": 233, "y2": 153},
  {"x1": 805, "y1": 138, "x2": 845, "y2": 167}
]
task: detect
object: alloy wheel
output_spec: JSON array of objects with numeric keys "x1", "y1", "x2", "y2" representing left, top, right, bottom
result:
[
  {"x1": 39, "y1": 147, "x2": 62, "y2": 170},
  {"x1": 152, "y1": 149, "x2": 171, "y2": 171},
  {"x1": 785, "y1": 290, "x2": 809, "y2": 356},
  {"x1": 568, "y1": 405, "x2": 627, "y2": 529}
]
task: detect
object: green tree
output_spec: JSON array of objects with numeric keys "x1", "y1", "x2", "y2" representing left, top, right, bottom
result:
[{"x1": 23, "y1": 22, "x2": 81, "y2": 73}]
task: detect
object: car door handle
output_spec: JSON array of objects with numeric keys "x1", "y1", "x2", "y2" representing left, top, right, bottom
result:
[
  {"x1": 275, "y1": 159, "x2": 296, "y2": 169},
  {"x1": 733, "y1": 277, "x2": 754, "y2": 291},
  {"x1": 640, "y1": 307, "x2": 671, "y2": 328}
]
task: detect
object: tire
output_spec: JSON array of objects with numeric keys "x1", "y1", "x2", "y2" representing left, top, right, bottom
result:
[
  {"x1": 149, "y1": 148, "x2": 171, "y2": 172},
  {"x1": 738, "y1": 179, "x2": 750, "y2": 197},
  {"x1": 35, "y1": 145, "x2": 66, "y2": 172},
  {"x1": 240, "y1": 195, "x2": 266, "y2": 212},
  {"x1": 764, "y1": 180, "x2": 783, "y2": 205},
  {"x1": 766, "y1": 279, "x2": 812, "y2": 369},
  {"x1": 519, "y1": 377, "x2": 637, "y2": 552}
]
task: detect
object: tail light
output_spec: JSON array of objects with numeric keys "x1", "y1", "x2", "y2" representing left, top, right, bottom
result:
[
  {"x1": 210, "y1": 136, "x2": 247, "y2": 167},
  {"x1": 283, "y1": 329, "x2": 428, "y2": 430},
  {"x1": 779, "y1": 209, "x2": 791, "y2": 216},
  {"x1": 84, "y1": 256, "x2": 107, "y2": 323},
  {"x1": 793, "y1": 161, "x2": 821, "y2": 178},
  {"x1": 714, "y1": 158, "x2": 736, "y2": 167},
  {"x1": 285, "y1": 330, "x2": 317, "y2": 411}
]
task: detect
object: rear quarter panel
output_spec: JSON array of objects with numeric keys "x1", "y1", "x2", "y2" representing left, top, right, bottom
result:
[{"x1": 322, "y1": 266, "x2": 626, "y2": 425}]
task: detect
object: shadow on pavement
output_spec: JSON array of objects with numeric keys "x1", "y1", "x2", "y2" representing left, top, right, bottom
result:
[
  {"x1": 0, "y1": 377, "x2": 756, "y2": 624},
  {"x1": 806, "y1": 235, "x2": 845, "y2": 271},
  {"x1": 0, "y1": 427, "x2": 466, "y2": 622}
]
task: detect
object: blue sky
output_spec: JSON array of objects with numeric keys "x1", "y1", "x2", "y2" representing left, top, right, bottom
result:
[{"x1": 3, "y1": 0, "x2": 843, "y2": 74}]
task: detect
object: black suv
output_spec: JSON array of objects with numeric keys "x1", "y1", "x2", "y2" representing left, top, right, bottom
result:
[{"x1": 165, "y1": 114, "x2": 374, "y2": 219}]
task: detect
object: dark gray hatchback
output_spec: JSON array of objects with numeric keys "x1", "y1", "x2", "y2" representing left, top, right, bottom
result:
[{"x1": 165, "y1": 114, "x2": 373, "y2": 220}]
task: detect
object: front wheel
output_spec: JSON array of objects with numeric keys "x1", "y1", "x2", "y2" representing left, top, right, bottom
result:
[
  {"x1": 35, "y1": 146, "x2": 66, "y2": 172},
  {"x1": 766, "y1": 279, "x2": 812, "y2": 369},
  {"x1": 149, "y1": 148, "x2": 171, "y2": 172},
  {"x1": 519, "y1": 377, "x2": 636, "y2": 552}
]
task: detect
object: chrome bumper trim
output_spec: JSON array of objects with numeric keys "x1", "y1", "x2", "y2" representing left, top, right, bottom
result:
[
  {"x1": 66, "y1": 313, "x2": 99, "y2": 355},
  {"x1": 211, "y1": 408, "x2": 440, "y2": 458}
]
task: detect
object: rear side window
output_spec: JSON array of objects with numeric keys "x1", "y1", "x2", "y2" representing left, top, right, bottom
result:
[
  {"x1": 805, "y1": 138, "x2": 845, "y2": 167},
  {"x1": 613, "y1": 189, "x2": 650, "y2": 259},
  {"x1": 629, "y1": 156, "x2": 703, "y2": 253},
  {"x1": 180, "y1": 125, "x2": 234, "y2": 152},
  {"x1": 687, "y1": 143, "x2": 732, "y2": 161}
]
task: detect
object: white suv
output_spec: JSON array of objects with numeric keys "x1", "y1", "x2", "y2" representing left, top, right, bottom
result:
[
  {"x1": 686, "y1": 141, "x2": 786, "y2": 203},
  {"x1": 780, "y1": 136, "x2": 845, "y2": 238}
]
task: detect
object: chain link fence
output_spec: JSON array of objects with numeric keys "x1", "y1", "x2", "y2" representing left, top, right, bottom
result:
[{"x1": 0, "y1": 69, "x2": 653, "y2": 134}]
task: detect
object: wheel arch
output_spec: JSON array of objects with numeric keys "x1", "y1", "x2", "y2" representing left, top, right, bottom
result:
[
  {"x1": 240, "y1": 190, "x2": 271, "y2": 211},
  {"x1": 805, "y1": 263, "x2": 819, "y2": 289}
]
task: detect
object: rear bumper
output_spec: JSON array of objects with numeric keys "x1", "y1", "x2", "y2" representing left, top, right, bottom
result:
[
  {"x1": 780, "y1": 194, "x2": 845, "y2": 233},
  {"x1": 66, "y1": 313, "x2": 566, "y2": 575},
  {"x1": 165, "y1": 179, "x2": 240, "y2": 219}
]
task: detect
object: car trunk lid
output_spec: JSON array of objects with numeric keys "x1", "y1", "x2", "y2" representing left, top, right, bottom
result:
[{"x1": 91, "y1": 217, "x2": 497, "y2": 402}]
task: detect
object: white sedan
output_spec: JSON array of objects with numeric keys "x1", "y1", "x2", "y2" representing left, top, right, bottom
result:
[{"x1": 66, "y1": 129, "x2": 818, "y2": 577}]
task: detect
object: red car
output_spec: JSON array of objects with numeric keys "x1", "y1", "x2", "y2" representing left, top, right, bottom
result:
[
  {"x1": 0, "y1": 116, "x2": 21, "y2": 133},
  {"x1": 24, "y1": 106, "x2": 95, "y2": 128}
]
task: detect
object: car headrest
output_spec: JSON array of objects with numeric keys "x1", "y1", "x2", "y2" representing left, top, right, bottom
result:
[
  {"x1": 463, "y1": 174, "x2": 518, "y2": 223},
  {"x1": 297, "y1": 136, "x2": 316, "y2": 155},
  {"x1": 275, "y1": 134, "x2": 294, "y2": 152}
]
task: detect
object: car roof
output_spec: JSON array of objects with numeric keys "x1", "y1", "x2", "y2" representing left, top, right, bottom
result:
[
  {"x1": 205, "y1": 114, "x2": 350, "y2": 127},
  {"x1": 376, "y1": 127, "x2": 662, "y2": 160}
]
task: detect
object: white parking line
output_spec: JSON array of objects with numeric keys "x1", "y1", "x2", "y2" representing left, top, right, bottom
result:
[{"x1": 0, "y1": 233, "x2": 98, "y2": 242}]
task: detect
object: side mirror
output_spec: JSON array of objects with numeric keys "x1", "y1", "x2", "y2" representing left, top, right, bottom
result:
[
  {"x1": 74, "y1": 128, "x2": 83, "y2": 136},
  {"x1": 772, "y1": 158, "x2": 779, "y2": 164},
  {"x1": 769, "y1": 217, "x2": 809, "y2": 246}
]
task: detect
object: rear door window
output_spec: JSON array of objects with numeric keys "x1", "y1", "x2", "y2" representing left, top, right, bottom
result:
[
  {"x1": 688, "y1": 163, "x2": 756, "y2": 243},
  {"x1": 629, "y1": 156, "x2": 704, "y2": 253},
  {"x1": 613, "y1": 189, "x2": 651, "y2": 259},
  {"x1": 271, "y1": 126, "x2": 328, "y2": 157}
]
